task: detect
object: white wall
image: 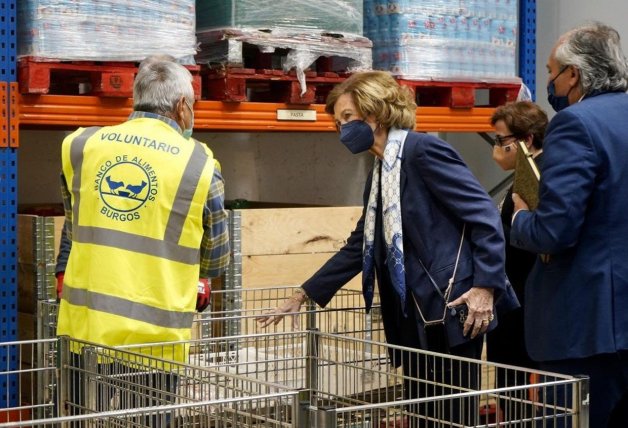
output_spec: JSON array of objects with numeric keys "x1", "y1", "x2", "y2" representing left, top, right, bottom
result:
[{"x1": 536, "y1": 0, "x2": 628, "y2": 115}]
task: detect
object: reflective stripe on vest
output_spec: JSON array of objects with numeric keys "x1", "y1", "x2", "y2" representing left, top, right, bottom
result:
[
  {"x1": 63, "y1": 284, "x2": 194, "y2": 329},
  {"x1": 69, "y1": 127, "x2": 207, "y2": 264}
]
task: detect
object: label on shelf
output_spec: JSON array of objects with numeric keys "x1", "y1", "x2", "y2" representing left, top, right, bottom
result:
[{"x1": 276, "y1": 109, "x2": 317, "y2": 122}]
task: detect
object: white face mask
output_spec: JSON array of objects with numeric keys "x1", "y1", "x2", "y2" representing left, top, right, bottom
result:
[{"x1": 182, "y1": 99, "x2": 194, "y2": 140}]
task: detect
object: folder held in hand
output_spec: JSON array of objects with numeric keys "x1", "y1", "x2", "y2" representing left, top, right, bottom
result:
[{"x1": 512, "y1": 141, "x2": 541, "y2": 210}]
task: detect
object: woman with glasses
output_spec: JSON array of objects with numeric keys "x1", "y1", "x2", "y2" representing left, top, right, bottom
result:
[{"x1": 489, "y1": 100, "x2": 548, "y2": 422}]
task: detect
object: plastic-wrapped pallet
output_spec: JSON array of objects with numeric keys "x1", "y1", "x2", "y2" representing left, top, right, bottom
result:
[
  {"x1": 196, "y1": 0, "x2": 363, "y2": 36},
  {"x1": 364, "y1": 0, "x2": 519, "y2": 82},
  {"x1": 18, "y1": 0, "x2": 197, "y2": 63},
  {"x1": 196, "y1": 0, "x2": 370, "y2": 95}
]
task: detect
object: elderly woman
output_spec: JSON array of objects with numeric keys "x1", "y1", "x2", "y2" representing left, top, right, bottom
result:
[
  {"x1": 489, "y1": 100, "x2": 547, "y2": 421},
  {"x1": 259, "y1": 71, "x2": 517, "y2": 426}
]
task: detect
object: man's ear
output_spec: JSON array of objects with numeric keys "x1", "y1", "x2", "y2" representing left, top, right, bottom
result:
[
  {"x1": 568, "y1": 65, "x2": 580, "y2": 85},
  {"x1": 175, "y1": 97, "x2": 186, "y2": 123}
]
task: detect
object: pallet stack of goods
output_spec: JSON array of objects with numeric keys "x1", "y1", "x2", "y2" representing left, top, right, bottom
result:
[
  {"x1": 365, "y1": 0, "x2": 521, "y2": 107},
  {"x1": 195, "y1": 0, "x2": 372, "y2": 103},
  {"x1": 16, "y1": 0, "x2": 200, "y2": 97}
]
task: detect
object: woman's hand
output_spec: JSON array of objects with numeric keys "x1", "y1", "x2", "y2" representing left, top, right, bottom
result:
[
  {"x1": 448, "y1": 287, "x2": 494, "y2": 339},
  {"x1": 255, "y1": 288, "x2": 308, "y2": 329}
]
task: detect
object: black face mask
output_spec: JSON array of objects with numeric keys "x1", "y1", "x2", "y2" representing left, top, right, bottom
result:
[
  {"x1": 547, "y1": 65, "x2": 572, "y2": 112},
  {"x1": 339, "y1": 120, "x2": 374, "y2": 154}
]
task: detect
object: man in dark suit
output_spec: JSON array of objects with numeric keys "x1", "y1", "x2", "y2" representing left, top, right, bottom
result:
[{"x1": 512, "y1": 22, "x2": 628, "y2": 427}]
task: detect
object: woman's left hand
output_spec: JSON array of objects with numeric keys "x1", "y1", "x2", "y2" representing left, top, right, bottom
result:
[{"x1": 448, "y1": 287, "x2": 495, "y2": 339}]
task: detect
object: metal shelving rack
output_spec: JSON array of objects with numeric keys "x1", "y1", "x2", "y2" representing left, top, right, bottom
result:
[
  {"x1": 0, "y1": 0, "x2": 536, "y2": 404},
  {"x1": 0, "y1": 0, "x2": 18, "y2": 410}
]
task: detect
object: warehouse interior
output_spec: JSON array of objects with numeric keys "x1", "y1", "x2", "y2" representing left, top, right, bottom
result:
[{"x1": 2, "y1": 0, "x2": 628, "y2": 426}]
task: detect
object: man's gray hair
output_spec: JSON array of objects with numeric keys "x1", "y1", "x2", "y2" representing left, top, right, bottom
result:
[
  {"x1": 138, "y1": 54, "x2": 177, "y2": 71},
  {"x1": 555, "y1": 22, "x2": 628, "y2": 94},
  {"x1": 133, "y1": 61, "x2": 194, "y2": 115}
]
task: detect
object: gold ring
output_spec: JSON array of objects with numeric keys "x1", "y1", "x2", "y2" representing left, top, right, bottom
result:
[{"x1": 481, "y1": 319, "x2": 489, "y2": 325}]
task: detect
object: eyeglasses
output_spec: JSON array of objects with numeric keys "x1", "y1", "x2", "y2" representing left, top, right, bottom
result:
[{"x1": 493, "y1": 134, "x2": 516, "y2": 146}]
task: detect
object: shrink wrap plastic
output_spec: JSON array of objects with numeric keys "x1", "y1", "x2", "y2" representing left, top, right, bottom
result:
[
  {"x1": 196, "y1": 0, "x2": 370, "y2": 94},
  {"x1": 365, "y1": 0, "x2": 520, "y2": 82},
  {"x1": 18, "y1": 0, "x2": 197, "y2": 63},
  {"x1": 196, "y1": 0, "x2": 363, "y2": 36}
]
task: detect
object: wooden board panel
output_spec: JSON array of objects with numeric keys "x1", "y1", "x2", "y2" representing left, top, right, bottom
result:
[
  {"x1": 241, "y1": 253, "x2": 362, "y2": 290},
  {"x1": 237, "y1": 206, "x2": 362, "y2": 256},
  {"x1": 53, "y1": 216, "x2": 65, "y2": 260},
  {"x1": 17, "y1": 215, "x2": 38, "y2": 265}
]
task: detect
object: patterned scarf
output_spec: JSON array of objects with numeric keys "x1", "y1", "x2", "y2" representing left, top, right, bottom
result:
[{"x1": 362, "y1": 128, "x2": 409, "y2": 312}]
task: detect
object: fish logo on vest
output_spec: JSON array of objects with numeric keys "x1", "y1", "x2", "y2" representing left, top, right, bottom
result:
[{"x1": 95, "y1": 155, "x2": 158, "y2": 222}]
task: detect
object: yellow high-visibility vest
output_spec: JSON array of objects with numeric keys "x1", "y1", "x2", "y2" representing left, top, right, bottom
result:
[{"x1": 57, "y1": 117, "x2": 215, "y2": 362}]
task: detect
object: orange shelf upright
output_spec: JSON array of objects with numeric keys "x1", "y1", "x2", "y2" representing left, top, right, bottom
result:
[{"x1": 18, "y1": 94, "x2": 497, "y2": 133}]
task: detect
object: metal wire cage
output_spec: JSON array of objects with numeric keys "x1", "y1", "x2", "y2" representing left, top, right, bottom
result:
[
  {"x1": 2, "y1": 336, "x2": 299, "y2": 427},
  {"x1": 2, "y1": 331, "x2": 589, "y2": 427},
  {"x1": 192, "y1": 286, "x2": 382, "y2": 340},
  {"x1": 121, "y1": 330, "x2": 590, "y2": 427},
  {"x1": 37, "y1": 286, "x2": 383, "y2": 341},
  {"x1": 11, "y1": 286, "x2": 380, "y2": 424}
]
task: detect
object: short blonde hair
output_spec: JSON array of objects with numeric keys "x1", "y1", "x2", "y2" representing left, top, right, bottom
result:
[{"x1": 325, "y1": 71, "x2": 417, "y2": 130}]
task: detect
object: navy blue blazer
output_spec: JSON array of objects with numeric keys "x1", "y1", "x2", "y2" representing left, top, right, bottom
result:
[
  {"x1": 302, "y1": 131, "x2": 511, "y2": 349},
  {"x1": 511, "y1": 91, "x2": 628, "y2": 362}
]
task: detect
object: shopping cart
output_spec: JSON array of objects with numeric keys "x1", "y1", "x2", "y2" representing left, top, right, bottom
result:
[{"x1": 121, "y1": 330, "x2": 590, "y2": 427}]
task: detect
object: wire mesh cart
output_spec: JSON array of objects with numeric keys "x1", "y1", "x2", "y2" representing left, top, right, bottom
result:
[
  {"x1": 1, "y1": 336, "x2": 298, "y2": 427},
  {"x1": 2, "y1": 331, "x2": 589, "y2": 427},
  {"x1": 37, "y1": 286, "x2": 383, "y2": 341},
  {"x1": 121, "y1": 330, "x2": 590, "y2": 427},
  {"x1": 9, "y1": 286, "x2": 381, "y2": 424}
]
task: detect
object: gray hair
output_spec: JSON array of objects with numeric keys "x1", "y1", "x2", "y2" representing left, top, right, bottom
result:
[
  {"x1": 133, "y1": 61, "x2": 194, "y2": 115},
  {"x1": 555, "y1": 22, "x2": 628, "y2": 94},
  {"x1": 138, "y1": 54, "x2": 177, "y2": 71}
]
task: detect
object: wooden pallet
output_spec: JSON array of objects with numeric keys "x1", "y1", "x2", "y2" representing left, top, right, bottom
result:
[
  {"x1": 197, "y1": 28, "x2": 372, "y2": 71},
  {"x1": 397, "y1": 79, "x2": 521, "y2": 108},
  {"x1": 18, "y1": 57, "x2": 202, "y2": 99},
  {"x1": 204, "y1": 66, "x2": 351, "y2": 104}
]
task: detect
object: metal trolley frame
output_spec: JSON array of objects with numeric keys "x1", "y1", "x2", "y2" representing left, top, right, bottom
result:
[{"x1": 121, "y1": 330, "x2": 590, "y2": 427}]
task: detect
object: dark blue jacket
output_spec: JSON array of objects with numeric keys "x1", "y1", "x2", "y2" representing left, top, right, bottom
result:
[
  {"x1": 303, "y1": 131, "x2": 513, "y2": 349},
  {"x1": 512, "y1": 91, "x2": 628, "y2": 361}
]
